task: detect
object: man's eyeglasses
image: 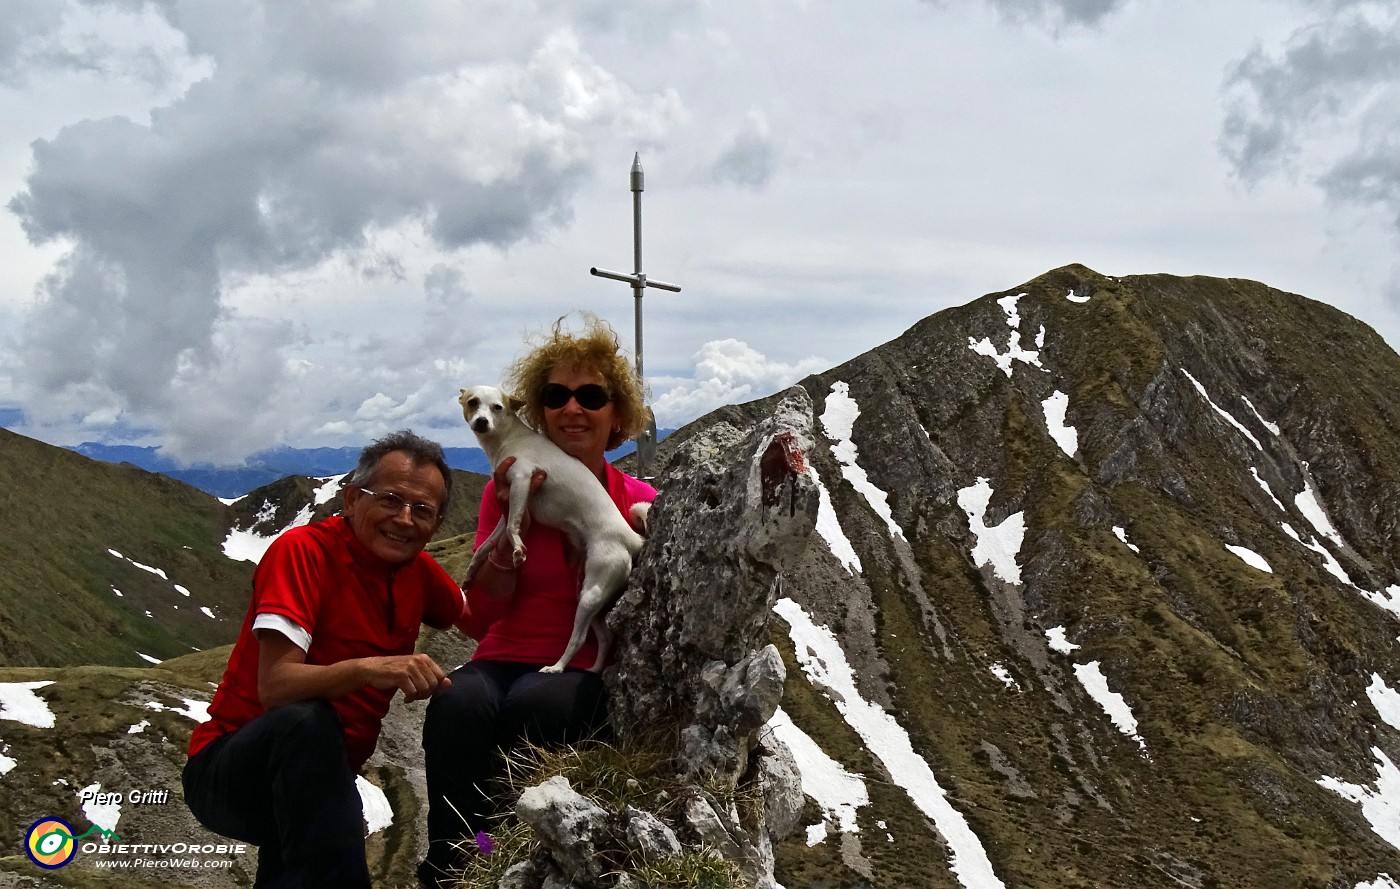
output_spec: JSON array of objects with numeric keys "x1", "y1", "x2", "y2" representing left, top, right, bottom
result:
[
  {"x1": 357, "y1": 488, "x2": 441, "y2": 524},
  {"x1": 540, "y1": 383, "x2": 612, "y2": 411}
]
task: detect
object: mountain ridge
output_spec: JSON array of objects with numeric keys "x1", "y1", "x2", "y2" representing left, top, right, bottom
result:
[
  {"x1": 644, "y1": 263, "x2": 1400, "y2": 887},
  {"x1": 6, "y1": 264, "x2": 1400, "y2": 887}
]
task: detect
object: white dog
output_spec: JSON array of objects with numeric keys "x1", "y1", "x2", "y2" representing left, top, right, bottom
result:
[{"x1": 458, "y1": 385, "x2": 648, "y2": 673}]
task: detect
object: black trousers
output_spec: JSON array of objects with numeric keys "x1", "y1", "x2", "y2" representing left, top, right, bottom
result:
[
  {"x1": 419, "y1": 661, "x2": 608, "y2": 879},
  {"x1": 182, "y1": 699, "x2": 370, "y2": 889}
]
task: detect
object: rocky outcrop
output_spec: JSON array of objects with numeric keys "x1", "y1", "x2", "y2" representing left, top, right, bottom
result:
[{"x1": 511, "y1": 386, "x2": 819, "y2": 888}]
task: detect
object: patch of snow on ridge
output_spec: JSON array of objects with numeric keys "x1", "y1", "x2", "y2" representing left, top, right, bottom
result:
[
  {"x1": 766, "y1": 707, "x2": 869, "y2": 845},
  {"x1": 1225, "y1": 545, "x2": 1272, "y2": 573},
  {"x1": 79, "y1": 783, "x2": 121, "y2": 833},
  {"x1": 357, "y1": 776, "x2": 393, "y2": 834},
  {"x1": 1066, "y1": 289, "x2": 1091, "y2": 304},
  {"x1": 989, "y1": 663, "x2": 1020, "y2": 690},
  {"x1": 1073, "y1": 662, "x2": 1147, "y2": 752},
  {"x1": 0, "y1": 682, "x2": 56, "y2": 728},
  {"x1": 1112, "y1": 526, "x2": 1140, "y2": 554},
  {"x1": 315, "y1": 474, "x2": 347, "y2": 505},
  {"x1": 223, "y1": 502, "x2": 315, "y2": 564},
  {"x1": 1356, "y1": 875, "x2": 1400, "y2": 889},
  {"x1": 810, "y1": 468, "x2": 862, "y2": 574},
  {"x1": 1279, "y1": 522, "x2": 1354, "y2": 586},
  {"x1": 821, "y1": 382, "x2": 905, "y2": 541},
  {"x1": 967, "y1": 294, "x2": 1046, "y2": 378},
  {"x1": 1046, "y1": 627, "x2": 1080, "y2": 654},
  {"x1": 1367, "y1": 675, "x2": 1400, "y2": 731},
  {"x1": 1295, "y1": 477, "x2": 1345, "y2": 547},
  {"x1": 0, "y1": 745, "x2": 14, "y2": 775},
  {"x1": 957, "y1": 479, "x2": 1024, "y2": 585},
  {"x1": 107, "y1": 549, "x2": 172, "y2": 580},
  {"x1": 998, "y1": 294, "x2": 1024, "y2": 328},
  {"x1": 143, "y1": 697, "x2": 211, "y2": 724},
  {"x1": 774, "y1": 597, "x2": 1007, "y2": 889},
  {"x1": 1048, "y1": 629, "x2": 1145, "y2": 751},
  {"x1": 1362, "y1": 587, "x2": 1400, "y2": 623},
  {"x1": 1319, "y1": 747, "x2": 1400, "y2": 852},
  {"x1": 1041, "y1": 391, "x2": 1077, "y2": 458},
  {"x1": 1250, "y1": 467, "x2": 1287, "y2": 513},
  {"x1": 1180, "y1": 370, "x2": 1262, "y2": 450},
  {"x1": 1241, "y1": 396, "x2": 1280, "y2": 436}
]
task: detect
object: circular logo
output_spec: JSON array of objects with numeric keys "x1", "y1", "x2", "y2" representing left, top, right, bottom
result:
[{"x1": 25, "y1": 818, "x2": 77, "y2": 869}]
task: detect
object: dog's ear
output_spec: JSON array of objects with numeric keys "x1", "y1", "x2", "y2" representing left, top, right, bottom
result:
[{"x1": 506, "y1": 393, "x2": 527, "y2": 413}]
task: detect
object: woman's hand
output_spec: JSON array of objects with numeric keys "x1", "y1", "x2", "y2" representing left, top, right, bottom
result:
[
  {"x1": 491, "y1": 456, "x2": 547, "y2": 564},
  {"x1": 471, "y1": 457, "x2": 547, "y2": 599}
]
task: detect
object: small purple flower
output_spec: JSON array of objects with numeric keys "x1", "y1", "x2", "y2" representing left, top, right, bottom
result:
[{"x1": 474, "y1": 831, "x2": 494, "y2": 855}]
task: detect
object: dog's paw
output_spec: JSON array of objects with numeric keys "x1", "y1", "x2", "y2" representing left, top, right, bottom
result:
[
  {"x1": 538, "y1": 664, "x2": 565, "y2": 674},
  {"x1": 511, "y1": 542, "x2": 528, "y2": 566},
  {"x1": 629, "y1": 502, "x2": 651, "y2": 537}
]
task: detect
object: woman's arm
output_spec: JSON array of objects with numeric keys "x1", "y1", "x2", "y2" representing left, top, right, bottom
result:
[{"x1": 457, "y1": 458, "x2": 547, "y2": 634}]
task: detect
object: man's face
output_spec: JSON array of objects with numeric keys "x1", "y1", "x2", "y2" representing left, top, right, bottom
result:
[{"x1": 342, "y1": 450, "x2": 447, "y2": 564}]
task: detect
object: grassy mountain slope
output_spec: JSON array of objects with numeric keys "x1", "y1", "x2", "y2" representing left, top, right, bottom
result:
[
  {"x1": 0, "y1": 430, "x2": 253, "y2": 669},
  {"x1": 0, "y1": 423, "x2": 490, "y2": 672}
]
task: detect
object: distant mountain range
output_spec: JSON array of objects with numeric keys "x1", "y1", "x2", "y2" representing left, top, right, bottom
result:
[
  {"x1": 68, "y1": 442, "x2": 494, "y2": 498},
  {"x1": 68, "y1": 432, "x2": 674, "y2": 498}
]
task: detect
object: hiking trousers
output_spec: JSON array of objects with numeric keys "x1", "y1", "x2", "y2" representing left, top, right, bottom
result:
[{"x1": 183, "y1": 698, "x2": 370, "y2": 889}]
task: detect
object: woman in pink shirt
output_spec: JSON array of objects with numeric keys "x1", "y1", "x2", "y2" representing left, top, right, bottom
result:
[{"x1": 419, "y1": 316, "x2": 657, "y2": 886}]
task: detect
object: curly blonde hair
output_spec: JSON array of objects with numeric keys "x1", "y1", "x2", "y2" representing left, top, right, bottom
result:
[{"x1": 505, "y1": 314, "x2": 648, "y2": 451}]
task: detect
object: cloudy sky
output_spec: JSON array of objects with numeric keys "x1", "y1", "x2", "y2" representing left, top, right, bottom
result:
[{"x1": 2, "y1": 0, "x2": 1399, "y2": 464}]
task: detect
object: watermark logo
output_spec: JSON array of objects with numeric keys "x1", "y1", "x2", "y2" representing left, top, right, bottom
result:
[
  {"x1": 25, "y1": 818, "x2": 77, "y2": 869},
  {"x1": 25, "y1": 817, "x2": 76, "y2": 869},
  {"x1": 24, "y1": 818, "x2": 120, "y2": 870}
]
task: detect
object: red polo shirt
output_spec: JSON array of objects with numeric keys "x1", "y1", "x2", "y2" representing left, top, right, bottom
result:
[{"x1": 190, "y1": 515, "x2": 464, "y2": 770}]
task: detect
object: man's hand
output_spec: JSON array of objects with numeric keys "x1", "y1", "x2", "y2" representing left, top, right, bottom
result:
[
  {"x1": 360, "y1": 653, "x2": 451, "y2": 703},
  {"x1": 257, "y1": 631, "x2": 451, "y2": 708}
]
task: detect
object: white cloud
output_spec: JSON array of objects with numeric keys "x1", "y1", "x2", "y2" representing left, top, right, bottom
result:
[
  {"x1": 1221, "y1": 2, "x2": 1400, "y2": 305},
  {"x1": 3, "y1": 2, "x2": 685, "y2": 461},
  {"x1": 650, "y1": 339, "x2": 827, "y2": 428},
  {"x1": 5, "y1": 1, "x2": 1400, "y2": 462}
]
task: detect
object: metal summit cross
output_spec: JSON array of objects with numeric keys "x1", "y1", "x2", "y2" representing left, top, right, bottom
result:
[{"x1": 590, "y1": 152, "x2": 681, "y2": 479}]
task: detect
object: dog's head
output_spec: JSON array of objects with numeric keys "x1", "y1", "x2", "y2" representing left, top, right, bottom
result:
[{"x1": 458, "y1": 385, "x2": 526, "y2": 438}]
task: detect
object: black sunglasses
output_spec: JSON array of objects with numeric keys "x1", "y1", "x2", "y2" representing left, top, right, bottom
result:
[{"x1": 540, "y1": 383, "x2": 612, "y2": 411}]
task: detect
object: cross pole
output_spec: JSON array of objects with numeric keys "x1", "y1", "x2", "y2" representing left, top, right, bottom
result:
[{"x1": 590, "y1": 152, "x2": 681, "y2": 479}]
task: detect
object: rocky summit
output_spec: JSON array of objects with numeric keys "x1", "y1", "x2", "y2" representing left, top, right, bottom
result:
[
  {"x1": 5, "y1": 264, "x2": 1400, "y2": 888},
  {"x1": 652, "y1": 264, "x2": 1400, "y2": 889}
]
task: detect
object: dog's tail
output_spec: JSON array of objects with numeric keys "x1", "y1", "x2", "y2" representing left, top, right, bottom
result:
[{"x1": 629, "y1": 502, "x2": 651, "y2": 537}]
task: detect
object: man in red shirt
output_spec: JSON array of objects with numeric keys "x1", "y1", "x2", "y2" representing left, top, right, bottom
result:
[{"x1": 184, "y1": 430, "x2": 464, "y2": 888}]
